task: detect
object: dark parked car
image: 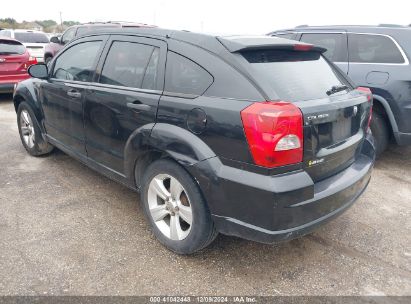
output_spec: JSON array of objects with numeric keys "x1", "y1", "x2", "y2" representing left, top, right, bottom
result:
[
  {"x1": 14, "y1": 28, "x2": 375, "y2": 254},
  {"x1": 269, "y1": 25, "x2": 411, "y2": 157},
  {"x1": 44, "y1": 21, "x2": 155, "y2": 64}
]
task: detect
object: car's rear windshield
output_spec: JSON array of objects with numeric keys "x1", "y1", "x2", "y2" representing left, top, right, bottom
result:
[
  {"x1": 242, "y1": 50, "x2": 350, "y2": 101},
  {"x1": 14, "y1": 32, "x2": 49, "y2": 43},
  {"x1": 0, "y1": 40, "x2": 25, "y2": 55}
]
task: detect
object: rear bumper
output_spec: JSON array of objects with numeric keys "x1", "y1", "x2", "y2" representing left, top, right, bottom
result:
[
  {"x1": 0, "y1": 74, "x2": 30, "y2": 93},
  {"x1": 26, "y1": 49, "x2": 45, "y2": 63},
  {"x1": 0, "y1": 83, "x2": 14, "y2": 93},
  {"x1": 34, "y1": 56, "x2": 44, "y2": 63},
  {"x1": 190, "y1": 133, "x2": 375, "y2": 244}
]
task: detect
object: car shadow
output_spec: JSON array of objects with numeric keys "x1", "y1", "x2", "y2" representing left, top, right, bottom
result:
[
  {"x1": 46, "y1": 146, "x2": 316, "y2": 261},
  {"x1": 375, "y1": 142, "x2": 411, "y2": 169}
]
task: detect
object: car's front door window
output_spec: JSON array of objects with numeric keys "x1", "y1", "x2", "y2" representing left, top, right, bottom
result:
[
  {"x1": 61, "y1": 28, "x2": 76, "y2": 45},
  {"x1": 52, "y1": 41, "x2": 102, "y2": 82}
]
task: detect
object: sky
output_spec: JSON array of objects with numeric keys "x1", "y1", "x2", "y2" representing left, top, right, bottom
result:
[{"x1": 2, "y1": 0, "x2": 410, "y2": 35}]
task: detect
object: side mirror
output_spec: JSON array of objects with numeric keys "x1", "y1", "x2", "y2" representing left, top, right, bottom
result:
[
  {"x1": 28, "y1": 64, "x2": 49, "y2": 79},
  {"x1": 50, "y1": 36, "x2": 60, "y2": 44}
]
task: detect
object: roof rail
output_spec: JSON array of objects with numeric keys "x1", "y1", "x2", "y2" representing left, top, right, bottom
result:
[
  {"x1": 295, "y1": 24, "x2": 309, "y2": 28},
  {"x1": 106, "y1": 21, "x2": 129, "y2": 24},
  {"x1": 378, "y1": 24, "x2": 405, "y2": 27}
]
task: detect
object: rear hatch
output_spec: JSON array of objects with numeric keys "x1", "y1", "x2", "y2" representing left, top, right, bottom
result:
[
  {"x1": 232, "y1": 39, "x2": 371, "y2": 181},
  {"x1": 23, "y1": 44, "x2": 45, "y2": 57},
  {"x1": 296, "y1": 91, "x2": 370, "y2": 181},
  {"x1": 14, "y1": 32, "x2": 49, "y2": 59},
  {"x1": 0, "y1": 39, "x2": 29, "y2": 76}
]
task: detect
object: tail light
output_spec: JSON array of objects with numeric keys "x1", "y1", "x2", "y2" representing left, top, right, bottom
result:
[
  {"x1": 294, "y1": 44, "x2": 313, "y2": 51},
  {"x1": 28, "y1": 56, "x2": 37, "y2": 64},
  {"x1": 356, "y1": 87, "x2": 372, "y2": 101},
  {"x1": 356, "y1": 87, "x2": 373, "y2": 131},
  {"x1": 241, "y1": 101, "x2": 303, "y2": 168},
  {"x1": 21, "y1": 57, "x2": 38, "y2": 71}
]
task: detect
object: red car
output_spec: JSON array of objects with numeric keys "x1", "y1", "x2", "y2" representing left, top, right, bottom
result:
[{"x1": 0, "y1": 38, "x2": 37, "y2": 93}]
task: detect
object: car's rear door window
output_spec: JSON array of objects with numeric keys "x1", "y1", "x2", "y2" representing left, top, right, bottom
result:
[
  {"x1": 348, "y1": 33, "x2": 405, "y2": 64},
  {"x1": 242, "y1": 49, "x2": 350, "y2": 101},
  {"x1": 99, "y1": 41, "x2": 156, "y2": 89},
  {"x1": 300, "y1": 33, "x2": 347, "y2": 62},
  {"x1": 0, "y1": 40, "x2": 25, "y2": 55},
  {"x1": 52, "y1": 41, "x2": 102, "y2": 82},
  {"x1": 165, "y1": 51, "x2": 213, "y2": 96}
]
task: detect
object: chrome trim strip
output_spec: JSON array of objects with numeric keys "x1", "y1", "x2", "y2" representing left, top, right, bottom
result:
[
  {"x1": 50, "y1": 79, "x2": 163, "y2": 95},
  {"x1": 89, "y1": 82, "x2": 162, "y2": 95}
]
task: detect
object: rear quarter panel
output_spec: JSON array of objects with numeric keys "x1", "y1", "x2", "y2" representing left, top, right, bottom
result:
[{"x1": 158, "y1": 39, "x2": 264, "y2": 164}]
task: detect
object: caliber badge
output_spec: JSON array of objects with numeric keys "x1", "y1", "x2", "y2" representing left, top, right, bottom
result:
[{"x1": 308, "y1": 158, "x2": 325, "y2": 166}]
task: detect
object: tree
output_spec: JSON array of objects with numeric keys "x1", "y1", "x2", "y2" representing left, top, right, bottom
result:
[
  {"x1": 62, "y1": 21, "x2": 80, "y2": 27},
  {"x1": 0, "y1": 18, "x2": 18, "y2": 29},
  {"x1": 36, "y1": 20, "x2": 57, "y2": 28},
  {"x1": 0, "y1": 18, "x2": 17, "y2": 25},
  {"x1": 0, "y1": 18, "x2": 81, "y2": 31}
]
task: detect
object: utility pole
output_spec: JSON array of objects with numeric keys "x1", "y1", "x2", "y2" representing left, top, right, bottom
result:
[{"x1": 59, "y1": 11, "x2": 63, "y2": 31}]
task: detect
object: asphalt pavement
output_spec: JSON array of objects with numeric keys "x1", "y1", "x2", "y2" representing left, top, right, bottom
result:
[{"x1": 0, "y1": 94, "x2": 410, "y2": 296}]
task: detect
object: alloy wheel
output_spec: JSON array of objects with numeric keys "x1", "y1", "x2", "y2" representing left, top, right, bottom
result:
[
  {"x1": 147, "y1": 174, "x2": 193, "y2": 241},
  {"x1": 20, "y1": 110, "x2": 35, "y2": 149}
]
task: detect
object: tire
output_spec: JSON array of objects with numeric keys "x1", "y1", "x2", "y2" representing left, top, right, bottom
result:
[
  {"x1": 140, "y1": 159, "x2": 218, "y2": 254},
  {"x1": 17, "y1": 102, "x2": 54, "y2": 156},
  {"x1": 370, "y1": 111, "x2": 389, "y2": 158}
]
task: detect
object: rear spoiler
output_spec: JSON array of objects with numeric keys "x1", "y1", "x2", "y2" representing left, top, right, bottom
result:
[{"x1": 216, "y1": 36, "x2": 326, "y2": 53}]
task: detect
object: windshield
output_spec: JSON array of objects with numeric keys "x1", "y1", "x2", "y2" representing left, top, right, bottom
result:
[
  {"x1": 14, "y1": 32, "x2": 49, "y2": 43},
  {"x1": 242, "y1": 50, "x2": 351, "y2": 101},
  {"x1": 0, "y1": 40, "x2": 25, "y2": 55}
]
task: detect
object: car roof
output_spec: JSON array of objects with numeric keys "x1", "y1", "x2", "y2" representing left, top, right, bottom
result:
[
  {"x1": 270, "y1": 24, "x2": 411, "y2": 34},
  {"x1": 70, "y1": 21, "x2": 156, "y2": 30},
  {"x1": 77, "y1": 27, "x2": 306, "y2": 54},
  {"x1": 12, "y1": 29, "x2": 46, "y2": 33}
]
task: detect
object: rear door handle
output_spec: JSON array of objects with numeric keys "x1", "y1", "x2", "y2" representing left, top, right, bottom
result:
[
  {"x1": 126, "y1": 102, "x2": 151, "y2": 112},
  {"x1": 67, "y1": 89, "x2": 81, "y2": 99}
]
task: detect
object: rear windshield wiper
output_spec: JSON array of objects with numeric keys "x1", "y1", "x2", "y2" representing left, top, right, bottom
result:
[{"x1": 326, "y1": 85, "x2": 348, "y2": 96}]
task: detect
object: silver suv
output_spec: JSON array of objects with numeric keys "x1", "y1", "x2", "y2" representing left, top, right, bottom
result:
[{"x1": 269, "y1": 25, "x2": 411, "y2": 157}]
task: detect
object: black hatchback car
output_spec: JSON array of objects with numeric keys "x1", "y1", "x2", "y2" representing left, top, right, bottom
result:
[
  {"x1": 14, "y1": 28, "x2": 375, "y2": 254},
  {"x1": 269, "y1": 25, "x2": 411, "y2": 157}
]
